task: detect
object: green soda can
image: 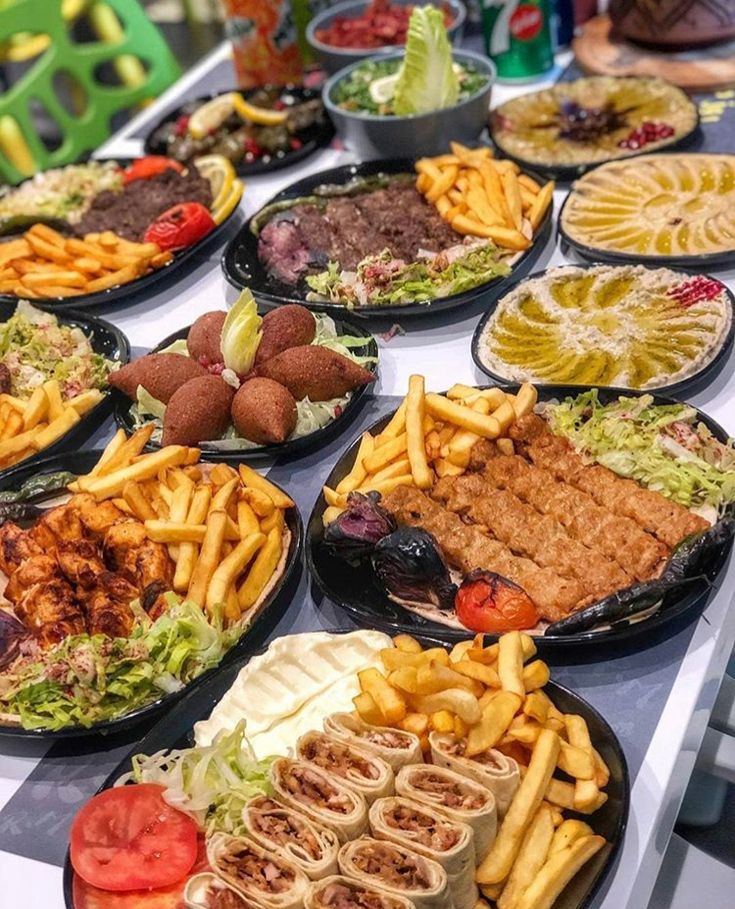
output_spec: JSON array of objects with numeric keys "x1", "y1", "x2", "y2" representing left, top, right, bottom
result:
[{"x1": 481, "y1": 0, "x2": 554, "y2": 82}]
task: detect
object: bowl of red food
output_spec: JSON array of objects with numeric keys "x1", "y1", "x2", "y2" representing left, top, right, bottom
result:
[{"x1": 307, "y1": 0, "x2": 465, "y2": 74}]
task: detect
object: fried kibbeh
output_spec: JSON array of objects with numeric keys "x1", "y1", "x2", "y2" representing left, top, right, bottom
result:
[
  {"x1": 254, "y1": 304, "x2": 316, "y2": 366},
  {"x1": 256, "y1": 345, "x2": 375, "y2": 401},
  {"x1": 187, "y1": 311, "x2": 226, "y2": 364},
  {"x1": 161, "y1": 375, "x2": 234, "y2": 446},
  {"x1": 231, "y1": 377, "x2": 297, "y2": 445},
  {"x1": 109, "y1": 353, "x2": 208, "y2": 404}
]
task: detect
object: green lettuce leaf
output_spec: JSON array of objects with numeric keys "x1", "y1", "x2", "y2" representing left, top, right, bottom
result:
[
  {"x1": 221, "y1": 288, "x2": 262, "y2": 374},
  {"x1": 393, "y1": 6, "x2": 459, "y2": 116}
]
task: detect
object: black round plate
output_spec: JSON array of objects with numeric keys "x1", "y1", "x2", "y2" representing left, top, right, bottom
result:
[
  {"x1": 221, "y1": 158, "x2": 553, "y2": 319},
  {"x1": 144, "y1": 87, "x2": 335, "y2": 176},
  {"x1": 489, "y1": 76, "x2": 701, "y2": 182},
  {"x1": 0, "y1": 449, "x2": 302, "y2": 738},
  {"x1": 307, "y1": 385, "x2": 733, "y2": 649},
  {"x1": 63, "y1": 629, "x2": 629, "y2": 909},
  {"x1": 0, "y1": 158, "x2": 243, "y2": 310},
  {"x1": 113, "y1": 312, "x2": 378, "y2": 461},
  {"x1": 558, "y1": 154, "x2": 735, "y2": 269},
  {"x1": 0, "y1": 301, "x2": 129, "y2": 482},
  {"x1": 470, "y1": 263, "x2": 735, "y2": 397}
]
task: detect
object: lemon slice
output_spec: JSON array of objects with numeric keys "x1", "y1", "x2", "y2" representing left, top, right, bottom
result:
[
  {"x1": 211, "y1": 178, "x2": 244, "y2": 225},
  {"x1": 188, "y1": 93, "x2": 239, "y2": 139},
  {"x1": 194, "y1": 154, "x2": 235, "y2": 211},
  {"x1": 231, "y1": 95, "x2": 287, "y2": 127}
]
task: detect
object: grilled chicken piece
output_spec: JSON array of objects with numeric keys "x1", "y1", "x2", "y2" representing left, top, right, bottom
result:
[
  {"x1": 85, "y1": 571, "x2": 139, "y2": 638},
  {"x1": 56, "y1": 540, "x2": 106, "y2": 589},
  {"x1": 103, "y1": 521, "x2": 173, "y2": 605},
  {"x1": 29, "y1": 504, "x2": 84, "y2": 550},
  {"x1": 0, "y1": 522, "x2": 42, "y2": 575},
  {"x1": 4, "y1": 554, "x2": 60, "y2": 602},
  {"x1": 69, "y1": 493, "x2": 127, "y2": 538},
  {"x1": 15, "y1": 578, "x2": 85, "y2": 648}
]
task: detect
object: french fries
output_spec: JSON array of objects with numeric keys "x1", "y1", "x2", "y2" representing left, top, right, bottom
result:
[
  {"x1": 0, "y1": 223, "x2": 173, "y2": 299},
  {"x1": 0, "y1": 378, "x2": 104, "y2": 470},
  {"x1": 322, "y1": 377, "x2": 539, "y2": 521},
  {"x1": 414, "y1": 144, "x2": 554, "y2": 248},
  {"x1": 351, "y1": 631, "x2": 610, "y2": 907},
  {"x1": 70, "y1": 435, "x2": 294, "y2": 624}
]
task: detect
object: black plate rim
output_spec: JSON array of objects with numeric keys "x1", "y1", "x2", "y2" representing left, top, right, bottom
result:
[
  {"x1": 0, "y1": 449, "x2": 303, "y2": 739},
  {"x1": 488, "y1": 74, "x2": 701, "y2": 182},
  {"x1": 306, "y1": 383, "x2": 734, "y2": 649},
  {"x1": 143, "y1": 86, "x2": 335, "y2": 177},
  {"x1": 557, "y1": 153, "x2": 735, "y2": 268},
  {"x1": 469, "y1": 261, "x2": 735, "y2": 396},
  {"x1": 0, "y1": 157, "x2": 243, "y2": 310},
  {"x1": 112, "y1": 312, "x2": 379, "y2": 461},
  {"x1": 0, "y1": 301, "x2": 130, "y2": 482},
  {"x1": 221, "y1": 157, "x2": 554, "y2": 319},
  {"x1": 62, "y1": 628, "x2": 630, "y2": 909}
]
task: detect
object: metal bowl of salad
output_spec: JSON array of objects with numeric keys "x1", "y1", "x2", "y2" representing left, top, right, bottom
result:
[{"x1": 322, "y1": 7, "x2": 494, "y2": 159}]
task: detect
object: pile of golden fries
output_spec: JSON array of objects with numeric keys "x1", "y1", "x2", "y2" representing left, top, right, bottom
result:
[
  {"x1": 322, "y1": 376, "x2": 537, "y2": 524},
  {"x1": 354, "y1": 631, "x2": 609, "y2": 909},
  {"x1": 69, "y1": 427, "x2": 294, "y2": 623},
  {"x1": 0, "y1": 380, "x2": 103, "y2": 470},
  {"x1": 0, "y1": 224, "x2": 174, "y2": 299},
  {"x1": 415, "y1": 142, "x2": 554, "y2": 252}
]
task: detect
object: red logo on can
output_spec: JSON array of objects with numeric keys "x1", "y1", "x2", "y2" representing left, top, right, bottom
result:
[{"x1": 510, "y1": 4, "x2": 543, "y2": 41}]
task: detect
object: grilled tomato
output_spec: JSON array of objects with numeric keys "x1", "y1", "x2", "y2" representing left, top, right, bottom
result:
[
  {"x1": 144, "y1": 201, "x2": 216, "y2": 250},
  {"x1": 455, "y1": 569, "x2": 538, "y2": 633},
  {"x1": 123, "y1": 156, "x2": 184, "y2": 183}
]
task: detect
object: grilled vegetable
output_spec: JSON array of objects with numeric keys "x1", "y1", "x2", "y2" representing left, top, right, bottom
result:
[
  {"x1": 0, "y1": 610, "x2": 30, "y2": 671},
  {"x1": 0, "y1": 470, "x2": 76, "y2": 503},
  {"x1": 324, "y1": 491, "x2": 395, "y2": 564},
  {"x1": 372, "y1": 527, "x2": 456, "y2": 610},
  {"x1": 455, "y1": 569, "x2": 539, "y2": 633},
  {"x1": 0, "y1": 502, "x2": 44, "y2": 525}
]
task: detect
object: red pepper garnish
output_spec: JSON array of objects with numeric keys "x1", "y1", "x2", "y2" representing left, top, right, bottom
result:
[
  {"x1": 144, "y1": 202, "x2": 216, "y2": 251},
  {"x1": 123, "y1": 156, "x2": 184, "y2": 183},
  {"x1": 455, "y1": 570, "x2": 538, "y2": 633},
  {"x1": 667, "y1": 276, "x2": 724, "y2": 308},
  {"x1": 174, "y1": 115, "x2": 190, "y2": 137}
]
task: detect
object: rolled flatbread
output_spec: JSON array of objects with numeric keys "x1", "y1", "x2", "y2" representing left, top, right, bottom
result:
[
  {"x1": 184, "y1": 872, "x2": 265, "y2": 909},
  {"x1": 429, "y1": 732, "x2": 520, "y2": 817},
  {"x1": 297, "y1": 730, "x2": 395, "y2": 804},
  {"x1": 369, "y1": 796, "x2": 477, "y2": 909},
  {"x1": 324, "y1": 713, "x2": 422, "y2": 771},
  {"x1": 395, "y1": 764, "x2": 497, "y2": 859},
  {"x1": 206, "y1": 833, "x2": 310, "y2": 909},
  {"x1": 305, "y1": 875, "x2": 417, "y2": 909},
  {"x1": 243, "y1": 795, "x2": 340, "y2": 880},
  {"x1": 338, "y1": 835, "x2": 450, "y2": 909},
  {"x1": 269, "y1": 757, "x2": 369, "y2": 843}
]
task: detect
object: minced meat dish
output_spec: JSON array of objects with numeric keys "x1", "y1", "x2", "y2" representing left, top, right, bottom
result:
[
  {"x1": 258, "y1": 179, "x2": 460, "y2": 285},
  {"x1": 75, "y1": 167, "x2": 212, "y2": 241}
]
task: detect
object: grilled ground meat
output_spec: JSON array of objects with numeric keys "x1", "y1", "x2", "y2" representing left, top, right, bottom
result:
[
  {"x1": 407, "y1": 770, "x2": 488, "y2": 810},
  {"x1": 352, "y1": 842, "x2": 431, "y2": 889},
  {"x1": 249, "y1": 796, "x2": 321, "y2": 859},
  {"x1": 75, "y1": 167, "x2": 212, "y2": 241},
  {"x1": 320, "y1": 881, "x2": 407, "y2": 909},
  {"x1": 359, "y1": 728, "x2": 413, "y2": 750},
  {"x1": 258, "y1": 180, "x2": 460, "y2": 284},
  {"x1": 302, "y1": 735, "x2": 380, "y2": 781},
  {"x1": 441, "y1": 738, "x2": 504, "y2": 769},
  {"x1": 218, "y1": 841, "x2": 295, "y2": 893},
  {"x1": 283, "y1": 764, "x2": 354, "y2": 814},
  {"x1": 0, "y1": 363, "x2": 11, "y2": 394},
  {"x1": 383, "y1": 804, "x2": 461, "y2": 851}
]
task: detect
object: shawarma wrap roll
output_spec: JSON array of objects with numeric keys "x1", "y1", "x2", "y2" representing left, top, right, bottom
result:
[
  {"x1": 184, "y1": 872, "x2": 265, "y2": 909},
  {"x1": 323, "y1": 713, "x2": 422, "y2": 771},
  {"x1": 297, "y1": 730, "x2": 395, "y2": 804},
  {"x1": 338, "y1": 835, "x2": 450, "y2": 909},
  {"x1": 269, "y1": 757, "x2": 369, "y2": 843},
  {"x1": 305, "y1": 875, "x2": 417, "y2": 909},
  {"x1": 369, "y1": 796, "x2": 477, "y2": 909},
  {"x1": 243, "y1": 795, "x2": 341, "y2": 880},
  {"x1": 395, "y1": 764, "x2": 497, "y2": 859},
  {"x1": 206, "y1": 833, "x2": 310, "y2": 909},
  {"x1": 429, "y1": 732, "x2": 520, "y2": 817}
]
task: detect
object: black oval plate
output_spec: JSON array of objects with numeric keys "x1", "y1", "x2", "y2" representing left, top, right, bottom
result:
[
  {"x1": 558, "y1": 154, "x2": 735, "y2": 269},
  {"x1": 489, "y1": 76, "x2": 701, "y2": 182},
  {"x1": 113, "y1": 312, "x2": 378, "y2": 461},
  {"x1": 470, "y1": 263, "x2": 735, "y2": 397},
  {"x1": 0, "y1": 449, "x2": 302, "y2": 738},
  {"x1": 0, "y1": 301, "x2": 129, "y2": 482},
  {"x1": 144, "y1": 87, "x2": 335, "y2": 176},
  {"x1": 0, "y1": 157, "x2": 243, "y2": 310},
  {"x1": 307, "y1": 385, "x2": 734, "y2": 650},
  {"x1": 222, "y1": 158, "x2": 553, "y2": 319},
  {"x1": 62, "y1": 629, "x2": 629, "y2": 909}
]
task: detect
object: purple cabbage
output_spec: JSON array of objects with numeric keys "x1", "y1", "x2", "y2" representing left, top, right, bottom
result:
[
  {"x1": 0, "y1": 610, "x2": 30, "y2": 671},
  {"x1": 372, "y1": 527, "x2": 457, "y2": 610},
  {"x1": 324, "y1": 491, "x2": 395, "y2": 564}
]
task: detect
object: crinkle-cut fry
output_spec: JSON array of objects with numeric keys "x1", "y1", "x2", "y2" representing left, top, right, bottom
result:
[
  {"x1": 496, "y1": 804, "x2": 555, "y2": 909},
  {"x1": 237, "y1": 525, "x2": 283, "y2": 610},
  {"x1": 513, "y1": 835, "x2": 606, "y2": 909},
  {"x1": 528, "y1": 181, "x2": 555, "y2": 231}
]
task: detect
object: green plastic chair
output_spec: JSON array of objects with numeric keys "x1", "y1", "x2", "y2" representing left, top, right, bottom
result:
[{"x1": 0, "y1": 0, "x2": 181, "y2": 184}]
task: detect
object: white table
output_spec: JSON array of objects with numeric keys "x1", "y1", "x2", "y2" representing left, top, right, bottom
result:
[{"x1": 1, "y1": 39, "x2": 734, "y2": 909}]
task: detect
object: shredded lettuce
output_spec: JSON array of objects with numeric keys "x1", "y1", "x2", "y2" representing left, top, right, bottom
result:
[
  {"x1": 121, "y1": 722, "x2": 275, "y2": 836},
  {"x1": 0, "y1": 597, "x2": 242, "y2": 731},
  {"x1": 546, "y1": 390, "x2": 735, "y2": 511},
  {"x1": 393, "y1": 6, "x2": 459, "y2": 116}
]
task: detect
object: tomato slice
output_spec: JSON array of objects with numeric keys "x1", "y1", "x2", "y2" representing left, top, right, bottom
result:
[
  {"x1": 455, "y1": 570, "x2": 539, "y2": 633},
  {"x1": 124, "y1": 157, "x2": 184, "y2": 183},
  {"x1": 144, "y1": 202, "x2": 216, "y2": 251},
  {"x1": 70, "y1": 784, "x2": 199, "y2": 892}
]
